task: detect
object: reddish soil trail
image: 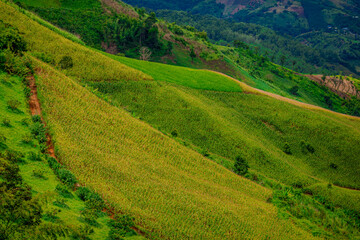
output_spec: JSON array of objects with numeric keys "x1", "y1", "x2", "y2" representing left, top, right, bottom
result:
[
  {"x1": 208, "y1": 70, "x2": 360, "y2": 121},
  {"x1": 27, "y1": 74, "x2": 56, "y2": 158}
]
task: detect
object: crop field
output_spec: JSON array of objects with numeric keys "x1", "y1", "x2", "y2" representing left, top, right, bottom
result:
[
  {"x1": 104, "y1": 52, "x2": 243, "y2": 92},
  {"x1": 32, "y1": 58, "x2": 318, "y2": 239},
  {"x1": 2, "y1": 1, "x2": 359, "y2": 239},
  {"x1": 0, "y1": 1, "x2": 151, "y2": 82},
  {"x1": 89, "y1": 69, "x2": 360, "y2": 190}
]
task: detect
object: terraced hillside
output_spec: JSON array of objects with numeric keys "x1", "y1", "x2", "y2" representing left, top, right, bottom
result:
[{"x1": 1, "y1": 1, "x2": 360, "y2": 239}]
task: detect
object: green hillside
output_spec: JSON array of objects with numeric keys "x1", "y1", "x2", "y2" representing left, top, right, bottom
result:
[{"x1": 1, "y1": 0, "x2": 360, "y2": 239}]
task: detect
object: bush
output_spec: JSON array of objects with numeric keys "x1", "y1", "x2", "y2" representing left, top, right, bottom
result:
[
  {"x1": 76, "y1": 187, "x2": 93, "y2": 201},
  {"x1": 21, "y1": 133, "x2": 33, "y2": 144},
  {"x1": 47, "y1": 157, "x2": 61, "y2": 171},
  {"x1": 21, "y1": 118, "x2": 30, "y2": 126},
  {"x1": 171, "y1": 129, "x2": 178, "y2": 137},
  {"x1": 330, "y1": 163, "x2": 338, "y2": 170},
  {"x1": 233, "y1": 155, "x2": 249, "y2": 176},
  {"x1": 55, "y1": 184, "x2": 73, "y2": 199},
  {"x1": 300, "y1": 141, "x2": 315, "y2": 154},
  {"x1": 27, "y1": 152, "x2": 43, "y2": 162},
  {"x1": 57, "y1": 169, "x2": 77, "y2": 187},
  {"x1": 2, "y1": 118, "x2": 11, "y2": 127},
  {"x1": 76, "y1": 187, "x2": 105, "y2": 211},
  {"x1": 7, "y1": 99, "x2": 21, "y2": 110},
  {"x1": 58, "y1": 56, "x2": 73, "y2": 69},
  {"x1": 32, "y1": 169, "x2": 47, "y2": 179},
  {"x1": 108, "y1": 215, "x2": 137, "y2": 240},
  {"x1": 283, "y1": 143, "x2": 292, "y2": 155},
  {"x1": 0, "y1": 23, "x2": 27, "y2": 54},
  {"x1": 32, "y1": 115, "x2": 42, "y2": 123},
  {"x1": 30, "y1": 122, "x2": 47, "y2": 143}
]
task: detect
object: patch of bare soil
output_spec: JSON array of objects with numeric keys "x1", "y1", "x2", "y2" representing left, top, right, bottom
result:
[
  {"x1": 100, "y1": 0, "x2": 138, "y2": 18},
  {"x1": 27, "y1": 73, "x2": 56, "y2": 158},
  {"x1": 306, "y1": 74, "x2": 360, "y2": 99}
]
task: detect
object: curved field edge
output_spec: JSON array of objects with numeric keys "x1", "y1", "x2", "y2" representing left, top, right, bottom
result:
[
  {"x1": 32, "y1": 58, "x2": 317, "y2": 240},
  {"x1": 101, "y1": 52, "x2": 243, "y2": 92},
  {"x1": 0, "y1": 1, "x2": 151, "y2": 82}
]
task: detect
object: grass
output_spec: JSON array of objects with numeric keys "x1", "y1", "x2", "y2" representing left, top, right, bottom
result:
[
  {"x1": 2, "y1": 1, "x2": 359, "y2": 239},
  {"x1": 88, "y1": 71, "x2": 360, "y2": 190},
  {"x1": 103, "y1": 52, "x2": 242, "y2": 92},
  {"x1": 0, "y1": 71, "x2": 112, "y2": 239},
  {"x1": 0, "y1": 1, "x2": 151, "y2": 82},
  {"x1": 308, "y1": 183, "x2": 360, "y2": 212},
  {"x1": 32, "y1": 58, "x2": 318, "y2": 240}
]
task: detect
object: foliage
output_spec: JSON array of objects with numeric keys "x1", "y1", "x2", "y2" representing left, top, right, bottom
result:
[
  {"x1": 0, "y1": 1, "x2": 151, "y2": 82},
  {"x1": 58, "y1": 55, "x2": 73, "y2": 69},
  {"x1": 270, "y1": 186, "x2": 360, "y2": 239},
  {"x1": 233, "y1": 155, "x2": 249, "y2": 176},
  {"x1": 108, "y1": 215, "x2": 137, "y2": 240}
]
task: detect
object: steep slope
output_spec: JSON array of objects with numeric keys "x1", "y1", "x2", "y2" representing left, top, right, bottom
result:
[
  {"x1": 90, "y1": 54, "x2": 360, "y2": 191},
  {"x1": 0, "y1": 1, "x2": 150, "y2": 82},
  {"x1": 32, "y1": 58, "x2": 318, "y2": 240},
  {"x1": 2, "y1": 1, "x2": 360, "y2": 239}
]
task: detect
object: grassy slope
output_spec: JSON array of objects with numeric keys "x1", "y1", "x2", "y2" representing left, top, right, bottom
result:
[
  {"x1": 94, "y1": 53, "x2": 360, "y2": 190},
  {"x1": 0, "y1": 72, "x2": 112, "y2": 239},
  {"x1": 32, "y1": 58, "x2": 317, "y2": 240},
  {"x1": 2, "y1": 1, "x2": 359, "y2": 238},
  {"x1": 104, "y1": 52, "x2": 242, "y2": 91},
  {"x1": 0, "y1": 1, "x2": 150, "y2": 82}
]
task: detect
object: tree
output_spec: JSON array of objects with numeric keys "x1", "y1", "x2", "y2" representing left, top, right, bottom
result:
[
  {"x1": 139, "y1": 47, "x2": 152, "y2": 61},
  {"x1": 190, "y1": 47, "x2": 196, "y2": 62},
  {"x1": 280, "y1": 55, "x2": 286, "y2": 66},
  {"x1": 233, "y1": 156, "x2": 249, "y2": 176},
  {"x1": 289, "y1": 86, "x2": 299, "y2": 96}
]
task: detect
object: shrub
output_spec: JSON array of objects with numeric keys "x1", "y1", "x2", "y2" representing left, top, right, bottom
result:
[
  {"x1": 47, "y1": 157, "x2": 61, "y2": 171},
  {"x1": 21, "y1": 118, "x2": 30, "y2": 126},
  {"x1": 172, "y1": 25, "x2": 184, "y2": 35},
  {"x1": 2, "y1": 118, "x2": 11, "y2": 127},
  {"x1": 30, "y1": 122, "x2": 47, "y2": 143},
  {"x1": 283, "y1": 143, "x2": 292, "y2": 155},
  {"x1": 40, "y1": 143, "x2": 48, "y2": 153},
  {"x1": 76, "y1": 187, "x2": 105, "y2": 211},
  {"x1": 289, "y1": 86, "x2": 299, "y2": 95},
  {"x1": 108, "y1": 215, "x2": 137, "y2": 240},
  {"x1": 300, "y1": 141, "x2": 315, "y2": 154},
  {"x1": 0, "y1": 23, "x2": 27, "y2": 54},
  {"x1": 76, "y1": 187, "x2": 93, "y2": 201},
  {"x1": 7, "y1": 99, "x2": 21, "y2": 110},
  {"x1": 27, "y1": 151, "x2": 43, "y2": 161},
  {"x1": 0, "y1": 133, "x2": 6, "y2": 143},
  {"x1": 171, "y1": 130, "x2": 178, "y2": 137},
  {"x1": 57, "y1": 169, "x2": 77, "y2": 187},
  {"x1": 32, "y1": 169, "x2": 46, "y2": 179},
  {"x1": 32, "y1": 115, "x2": 42, "y2": 123},
  {"x1": 55, "y1": 184, "x2": 73, "y2": 199},
  {"x1": 24, "y1": 86, "x2": 31, "y2": 98},
  {"x1": 330, "y1": 163, "x2": 338, "y2": 170},
  {"x1": 58, "y1": 56, "x2": 73, "y2": 69},
  {"x1": 21, "y1": 133, "x2": 32, "y2": 144},
  {"x1": 233, "y1": 155, "x2": 249, "y2": 176}
]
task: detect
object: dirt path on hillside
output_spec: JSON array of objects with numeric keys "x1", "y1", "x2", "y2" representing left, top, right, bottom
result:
[
  {"x1": 207, "y1": 70, "x2": 360, "y2": 121},
  {"x1": 27, "y1": 74, "x2": 56, "y2": 158}
]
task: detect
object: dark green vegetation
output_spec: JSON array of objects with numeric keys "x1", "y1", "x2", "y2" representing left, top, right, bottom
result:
[
  {"x1": 0, "y1": 20, "x2": 143, "y2": 240},
  {"x1": 15, "y1": 0, "x2": 171, "y2": 58},
  {"x1": 124, "y1": 0, "x2": 360, "y2": 77}
]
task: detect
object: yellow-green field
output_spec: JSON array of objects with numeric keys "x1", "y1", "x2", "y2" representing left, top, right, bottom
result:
[
  {"x1": 33, "y1": 58, "x2": 318, "y2": 239},
  {"x1": 0, "y1": 1, "x2": 150, "y2": 82},
  {"x1": 2, "y1": 1, "x2": 360, "y2": 239}
]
